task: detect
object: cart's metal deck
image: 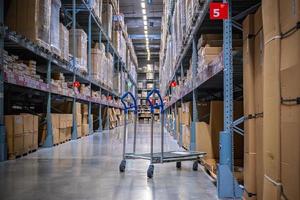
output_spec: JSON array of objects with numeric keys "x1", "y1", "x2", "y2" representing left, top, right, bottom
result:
[{"x1": 125, "y1": 151, "x2": 206, "y2": 164}]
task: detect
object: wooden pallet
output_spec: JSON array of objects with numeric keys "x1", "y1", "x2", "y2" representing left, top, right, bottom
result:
[
  {"x1": 8, "y1": 148, "x2": 38, "y2": 160},
  {"x1": 200, "y1": 158, "x2": 218, "y2": 180}
]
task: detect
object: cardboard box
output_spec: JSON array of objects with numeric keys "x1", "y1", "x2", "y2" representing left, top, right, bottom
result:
[
  {"x1": 51, "y1": 114, "x2": 60, "y2": 128},
  {"x1": 82, "y1": 104, "x2": 88, "y2": 115},
  {"x1": 279, "y1": 0, "x2": 300, "y2": 34},
  {"x1": 263, "y1": 38, "x2": 281, "y2": 199},
  {"x1": 23, "y1": 132, "x2": 33, "y2": 151},
  {"x1": 53, "y1": 128, "x2": 60, "y2": 145},
  {"x1": 243, "y1": 153, "x2": 257, "y2": 199},
  {"x1": 32, "y1": 132, "x2": 38, "y2": 150},
  {"x1": 280, "y1": 29, "x2": 300, "y2": 200},
  {"x1": 262, "y1": 0, "x2": 280, "y2": 41},
  {"x1": 5, "y1": 115, "x2": 24, "y2": 156},
  {"x1": 82, "y1": 124, "x2": 89, "y2": 136},
  {"x1": 22, "y1": 114, "x2": 34, "y2": 133},
  {"x1": 76, "y1": 114, "x2": 82, "y2": 126},
  {"x1": 59, "y1": 115, "x2": 67, "y2": 129},
  {"x1": 60, "y1": 24, "x2": 69, "y2": 61},
  {"x1": 6, "y1": 0, "x2": 51, "y2": 49},
  {"x1": 33, "y1": 116, "x2": 38, "y2": 132},
  {"x1": 59, "y1": 128, "x2": 67, "y2": 142},
  {"x1": 77, "y1": 126, "x2": 82, "y2": 138},
  {"x1": 66, "y1": 127, "x2": 72, "y2": 140}
]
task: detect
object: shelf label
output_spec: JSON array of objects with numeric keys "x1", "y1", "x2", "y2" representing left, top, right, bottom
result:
[{"x1": 210, "y1": 3, "x2": 228, "y2": 20}]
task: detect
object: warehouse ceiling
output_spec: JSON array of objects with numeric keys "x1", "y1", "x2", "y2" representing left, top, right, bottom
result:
[{"x1": 119, "y1": 0, "x2": 163, "y2": 62}]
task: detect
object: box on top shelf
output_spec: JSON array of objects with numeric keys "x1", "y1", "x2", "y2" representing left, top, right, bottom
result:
[
  {"x1": 69, "y1": 29, "x2": 88, "y2": 73},
  {"x1": 6, "y1": 0, "x2": 51, "y2": 50},
  {"x1": 50, "y1": 0, "x2": 61, "y2": 55},
  {"x1": 102, "y1": 4, "x2": 113, "y2": 40},
  {"x1": 59, "y1": 24, "x2": 69, "y2": 61}
]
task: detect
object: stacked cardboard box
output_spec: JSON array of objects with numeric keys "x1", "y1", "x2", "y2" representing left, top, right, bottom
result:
[
  {"x1": 59, "y1": 24, "x2": 69, "y2": 61},
  {"x1": 261, "y1": 1, "x2": 300, "y2": 199},
  {"x1": 69, "y1": 29, "x2": 88, "y2": 73},
  {"x1": 5, "y1": 114, "x2": 39, "y2": 159},
  {"x1": 3, "y1": 51, "x2": 43, "y2": 82},
  {"x1": 102, "y1": 4, "x2": 113, "y2": 40},
  {"x1": 6, "y1": 0, "x2": 51, "y2": 50},
  {"x1": 242, "y1": 8, "x2": 264, "y2": 200},
  {"x1": 50, "y1": 0, "x2": 61, "y2": 55}
]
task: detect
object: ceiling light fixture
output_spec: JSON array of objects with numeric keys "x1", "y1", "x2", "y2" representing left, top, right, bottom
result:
[{"x1": 141, "y1": 2, "x2": 145, "y2": 9}]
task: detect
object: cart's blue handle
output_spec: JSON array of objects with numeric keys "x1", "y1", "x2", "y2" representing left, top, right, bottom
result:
[
  {"x1": 121, "y1": 92, "x2": 137, "y2": 114},
  {"x1": 146, "y1": 89, "x2": 164, "y2": 114}
]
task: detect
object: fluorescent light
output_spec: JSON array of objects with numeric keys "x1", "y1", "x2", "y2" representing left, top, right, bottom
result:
[
  {"x1": 143, "y1": 15, "x2": 147, "y2": 20},
  {"x1": 143, "y1": 20, "x2": 147, "y2": 26},
  {"x1": 142, "y1": 9, "x2": 146, "y2": 14},
  {"x1": 144, "y1": 26, "x2": 148, "y2": 30},
  {"x1": 141, "y1": 2, "x2": 145, "y2": 8},
  {"x1": 144, "y1": 30, "x2": 148, "y2": 34}
]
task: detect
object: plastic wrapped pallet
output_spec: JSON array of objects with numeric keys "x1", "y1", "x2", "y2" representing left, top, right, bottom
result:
[
  {"x1": 91, "y1": 47, "x2": 102, "y2": 81},
  {"x1": 59, "y1": 24, "x2": 69, "y2": 61},
  {"x1": 6, "y1": 0, "x2": 51, "y2": 50},
  {"x1": 106, "y1": 53, "x2": 114, "y2": 88},
  {"x1": 50, "y1": 0, "x2": 61, "y2": 55},
  {"x1": 102, "y1": 4, "x2": 113, "y2": 40},
  {"x1": 69, "y1": 29, "x2": 88, "y2": 73}
]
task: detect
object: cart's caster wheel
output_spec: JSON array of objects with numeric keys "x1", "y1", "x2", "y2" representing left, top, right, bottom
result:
[
  {"x1": 193, "y1": 161, "x2": 198, "y2": 171},
  {"x1": 176, "y1": 162, "x2": 181, "y2": 169},
  {"x1": 119, "y1": 160, "x2": 126, "y2": 172},
  {"x1": 147, "y1": 164, "x2": 154, "y2": 178}
]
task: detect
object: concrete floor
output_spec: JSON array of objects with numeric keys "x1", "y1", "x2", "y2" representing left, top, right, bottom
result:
[{"x1": 0, "y1": 123, "x2": 218, "y2": 200}]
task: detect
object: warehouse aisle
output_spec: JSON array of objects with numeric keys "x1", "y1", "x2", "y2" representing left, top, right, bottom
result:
[{"x1": 0, "y1": 123, "x2": 218, "y2": 200}]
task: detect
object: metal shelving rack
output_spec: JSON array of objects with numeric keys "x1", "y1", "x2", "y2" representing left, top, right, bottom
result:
[
  {"x1": 160, "y1": 0, "x2": 260, "y2": 198},
  {"x1": 137, "y1": 66, "x2": 159, "y2": 122},
  {"x1": 0, "y1": 0, "x2": 138, "y2": 160}
]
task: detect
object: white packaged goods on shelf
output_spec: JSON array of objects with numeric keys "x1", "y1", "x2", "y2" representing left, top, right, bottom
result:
[
  {"x1": 146, "y1": 72, "x2": 154, "y2": 80},
  {"x1": 138, "y1": 82, "x2": 143, "y2": 88},
  {"x1": 6, "y1": 0, "x2": 51, "y2": 50},
  {"x1": 50, "y1": 0, "x2": 61, "y2": 55},
  {"x1": 59, "y1": 24, "x2": 69, "y2": 61},
  {"x1": 69, "y1": 29, "x2": 88, "y2": 73},
  {"x1": 102, "y1": 4, "x2": 113, "y2": 40}
]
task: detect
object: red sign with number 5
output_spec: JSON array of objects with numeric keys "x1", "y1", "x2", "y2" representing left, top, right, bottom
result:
[{"x1": 210, "y1": 3, "x2": 228, "y2": 20}]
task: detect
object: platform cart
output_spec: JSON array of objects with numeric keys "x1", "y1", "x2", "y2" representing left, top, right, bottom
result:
[{"x1": 119, "y1": 89, "x2": 206, "y2": 178}]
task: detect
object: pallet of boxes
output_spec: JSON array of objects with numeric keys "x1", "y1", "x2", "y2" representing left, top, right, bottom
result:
[
  {"x1": 179, "y1": 101, "x2": 244, "y2": 182},
  {"x1": 81, "y1": 103, "x2": 92, "y2": 137},
  {"x1": 5, "y1": 114, "x2": 38, "y2": 159},
  {"x1": 40, "y1": 114, "x2": 72, "y2": 146}
]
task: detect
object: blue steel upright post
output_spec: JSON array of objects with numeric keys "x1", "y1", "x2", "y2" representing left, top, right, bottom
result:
[
  {"x1": 43, "y1": 61, "x2": 53, "y2": 147},
  {"x1": 71, "y1": 0, "x2": 78, "y2": 140},
  {"x1": 217, "y1": 0, "x2": 243, "y2": 198},
  {"x1": 88, "y1": 11, "x2": 93, "y2": 135},
  {"x1": 0, "y1": 0, "x2": 6, "y2": 161},
  {"x1": 179, "y1": 63, "x2": 184, "y2": 146},
  {"x1": 190, "y1": 38, "x2": 198, "y2": 151}
]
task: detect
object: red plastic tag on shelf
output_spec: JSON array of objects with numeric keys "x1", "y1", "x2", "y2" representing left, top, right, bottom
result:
[
  {"x1": 210, "y1": 3, "x2": 229, "y2": 20},
  {"x1": 73, "y1": 81, "x2": 80, "y2": 88},
  {"x1": 169, "y1": 81, "x2": 177, "y2": 87}
]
